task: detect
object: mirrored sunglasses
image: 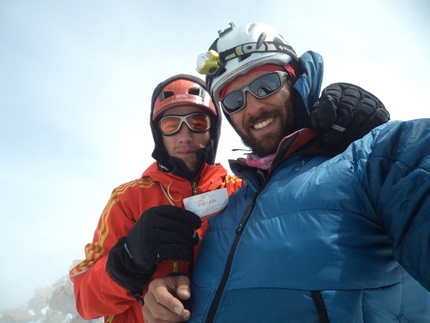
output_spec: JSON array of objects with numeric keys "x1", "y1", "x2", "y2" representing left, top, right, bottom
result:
[
  {"x1": 221, "y1": 71, "x2": 289, "y2": 115},
  {"x1": 159, "y1": 113, "x2": 211, "y2": 136}
]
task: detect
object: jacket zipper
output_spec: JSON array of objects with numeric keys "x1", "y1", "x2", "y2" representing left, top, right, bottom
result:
[
  {"x1": 205, "y1": 150, "x2": 304, "y2": 322},
  {"x1": 206, "y1": 192, "x2": 258, "y2": 322},
  {"x1": 205, "y1": 154, "x2": 329, "y2": 322},
  {"x1": 187, "y1": 181, "x2": 199, "y2": 275},
  {"x1": 192, "y1": 181, "x2": 198, "y2": 195},
  {"x1": 204, "y1": 132, "x2": 321, "y2": 321}
]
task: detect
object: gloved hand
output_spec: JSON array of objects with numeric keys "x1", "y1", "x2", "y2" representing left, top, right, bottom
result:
[
  {"x1": 106, "y1": 205, "x2": 201, "y2": 294},
  {"x1": 127, "y1": 205, "x2": 201, "y2": 266},
  {"x1": 310, "y1": 82, "x2": 390, "y2": 151}
]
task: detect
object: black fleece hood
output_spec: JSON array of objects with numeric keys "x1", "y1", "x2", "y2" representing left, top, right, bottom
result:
[{"x1": 150, "y1": 74, "x2": 222, "y2": 179}]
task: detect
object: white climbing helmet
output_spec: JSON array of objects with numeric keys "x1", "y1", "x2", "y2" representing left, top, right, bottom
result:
[{"x1": 196, "y1": 22, "x2": 299, "y2": 101}]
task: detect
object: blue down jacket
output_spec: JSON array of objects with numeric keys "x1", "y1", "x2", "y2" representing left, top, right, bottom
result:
[
  {"x1": 190, "y1": 121, "x2": 430, "y2": 322},
  {"x1": 189, "y1": 50, "x2": 430, "y2": 323}
]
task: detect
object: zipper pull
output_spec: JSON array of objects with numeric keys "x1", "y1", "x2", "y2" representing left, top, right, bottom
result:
[{"x1": 192, "y1": 182, "x2": 198, "y2": 195}]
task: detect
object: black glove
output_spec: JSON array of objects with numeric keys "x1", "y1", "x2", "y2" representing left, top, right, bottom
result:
[
  {"x1": 310, "y1": 82, "x2": 390, "y2": 152},
  {"x1": 106, "y1": 205, "x2": 201, "y2": 294}
]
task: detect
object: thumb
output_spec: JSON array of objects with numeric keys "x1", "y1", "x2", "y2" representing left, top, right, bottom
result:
[
  {"x1": 175, "y1": 275, "x2": 191, "y2": 300},
  {"x1": 311, "y1": 95, "x2": 338, "y2": 132}
]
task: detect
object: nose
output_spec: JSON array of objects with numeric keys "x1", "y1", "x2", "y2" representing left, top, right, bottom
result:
[
  {"x1": 176, "y1": 123, "x2": 193, "y2": 143},
  {"x1": 244, "y1": 90, "x2": 266, "y2": 115}
]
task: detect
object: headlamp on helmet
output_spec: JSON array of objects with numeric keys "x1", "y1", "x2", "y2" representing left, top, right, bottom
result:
[{"x1": 196, "y1": 50, "x2": 221, "y2": 75}]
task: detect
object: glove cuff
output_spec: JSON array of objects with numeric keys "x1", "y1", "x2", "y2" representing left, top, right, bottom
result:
[{"x1": 106, "y1": 236, "x2": 156, "y2": 293}]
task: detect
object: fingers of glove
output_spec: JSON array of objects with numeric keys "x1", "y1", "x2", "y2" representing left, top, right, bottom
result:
[
  {"x1": 128, "y1": 207, "x2": 200, "y2": 266},
  {"x1": 353, "y1": 108, "x2": 391, "y2": 139},
  {"x1": 136, "y1": 230, "x2": 197, "y2": 265},
  {"x1": 320, "y1": 102, "x2": 354, "y2": 148},
  {"x1": 370, "y1": 106, "x2": 390, "y2": 125},
  {"x1": 153, "y1": 228, "x2": 199, "y2": 247},
  {"x1": 152, "y1": 205, "x2": 201, "y2": 229},
  {"x1": 157, "y1": 244, "x2": 194, "y2": 262},
  {"x1": 344, "y1": 97, "x2": 389, "y2": 140},
  {"x1": 321, "y1": 84, "x2": 374, "y2": 147},
  {"x1": 138, "y1": 205, "x2": 200, "y2": 244},
  {"x1": 317, "y1": 86, "x2": 359, "y2": 147},
  {"x1": 310, "y1": 95, "x2": 338, "y2": 131},
  {"x1": 314, "y1": 82, "x2": 390, "y2": 151},
  {"x1": 329, "y1": 104, "x2": 390, "y2": 149},
  {"x1": 334, "y1": 83, "x2": 389, "y2": 129},
  {"x1": 311, "y1": 83, "x2": 359, "y2": 132},
  {"x1": 149, "y1": 215, "x2": 200, "y2": 244},
  {"x1": 328, "y1": 86, "x2": 361, "y2": 131},
  {"x1": 343, "y1": 99, "x2": 376, "y2": 135},
  {"x1": 327, "y1": 100, "x2": 374, "y2": 148}
]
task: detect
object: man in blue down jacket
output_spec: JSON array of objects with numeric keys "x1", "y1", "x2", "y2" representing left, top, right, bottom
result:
[{"x1": 142, "y1": 22, "x2": 430, "y2": 322}]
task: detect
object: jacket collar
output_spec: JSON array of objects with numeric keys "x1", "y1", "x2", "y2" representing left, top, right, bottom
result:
[
  {"x1": 142, "y1": 161, "x2": 228, "y2": 195},
  {"x1": 229, "y1": 128, "x2": 320, "y2": 185},
  {"x1": 271, "y1": 128, "x2": 319, "y2": 171}
]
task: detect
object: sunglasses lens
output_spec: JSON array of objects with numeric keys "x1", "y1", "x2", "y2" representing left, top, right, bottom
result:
[
  {"x1": 221, "y1": 72, "x2": 284, "y2": 114},
  {"x1": 249, "y1": 73, "x2": 282, "y2": 97},
  {"x1": 159, "y1": 114, "x2": 211, "y2": 135},
  {"x1": 222, "y1": 92, "x2": 245, "y2": 114}
]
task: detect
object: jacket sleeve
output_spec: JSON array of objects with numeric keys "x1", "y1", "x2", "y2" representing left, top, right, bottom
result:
[
  {"x1": 361, "y1": 119, "x2": 430, "y2": 291},
  {"x1": 69, "y1": 183, "x2": 142, "y2": 319},
  {"x1": 223, "y1": 174, "x2": 244, "y2": 196}
]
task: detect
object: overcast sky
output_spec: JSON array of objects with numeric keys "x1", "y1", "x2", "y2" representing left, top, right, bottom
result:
[{"x1": 1, "y1": 0, "x2": 429, "y2": 309}]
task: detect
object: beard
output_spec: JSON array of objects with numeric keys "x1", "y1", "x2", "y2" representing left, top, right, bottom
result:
[{"x1": 236, "y1": 94, "x2": 295, "y2": 157}]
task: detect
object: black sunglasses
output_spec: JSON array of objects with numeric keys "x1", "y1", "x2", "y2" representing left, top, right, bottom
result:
[
  {"x1": 221, "y1": 71, "x2": 289, "y2": 115},
  {"x1": 159, "y1": 113, "x2": 211, "y2": 136}
]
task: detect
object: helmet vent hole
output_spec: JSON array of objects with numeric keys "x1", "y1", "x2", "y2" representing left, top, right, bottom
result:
[
  {"x1": 159, "y1": 91, "x2": 174, "y2": 101},
  {"x1": 188, "y1": 88, "x2": 201, "y2": 96}
]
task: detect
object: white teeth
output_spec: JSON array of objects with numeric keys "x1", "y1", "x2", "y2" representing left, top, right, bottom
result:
[{"x1": 253, "y1": 117, "x2": 274, "y2": 129}]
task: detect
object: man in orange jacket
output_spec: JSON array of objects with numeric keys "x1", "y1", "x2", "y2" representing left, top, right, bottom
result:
[{"x1": 69, "y1": 74, "x2": 242, "y2": 323}]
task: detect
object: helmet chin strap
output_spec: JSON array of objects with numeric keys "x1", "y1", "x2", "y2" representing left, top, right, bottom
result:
[{"x1": 169, "y1": 144, "x2": 211, "y2": 181}]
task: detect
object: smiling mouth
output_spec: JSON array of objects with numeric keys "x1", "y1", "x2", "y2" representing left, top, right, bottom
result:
[{"x1": 253, "y1": 117, "x2": 275, "y2": 130}]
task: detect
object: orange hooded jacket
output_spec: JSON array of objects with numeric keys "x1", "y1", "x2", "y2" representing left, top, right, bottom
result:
[{"x1": 69, "y1": 161, "x2": 242, "y2": 323}]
